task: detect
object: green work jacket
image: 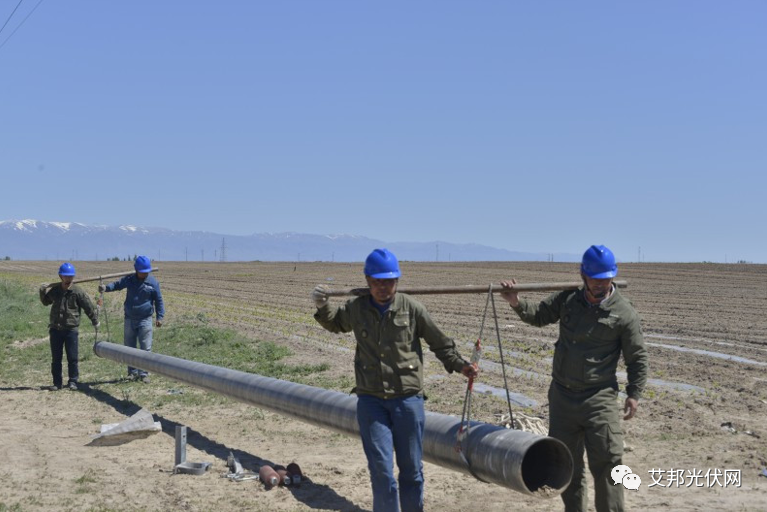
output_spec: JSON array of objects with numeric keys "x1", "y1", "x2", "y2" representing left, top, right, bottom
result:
[
  {"x1": 39, "y1": 284, "x2": 98, "y2": 331},
  {"x1": 512, "y1": 287, "x2": 648, "y2": 399},
  {"x1": 314, "y1": 293, "x2": 468, "y2": 399}
]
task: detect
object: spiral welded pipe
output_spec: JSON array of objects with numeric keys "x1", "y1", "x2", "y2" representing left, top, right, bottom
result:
[{"x1": 93, "y1": 341, "x2": 572, "y2": 497}]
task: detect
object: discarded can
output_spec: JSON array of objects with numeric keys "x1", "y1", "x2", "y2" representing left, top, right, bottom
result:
[
  {"x1": 258, "y1": 465, "x2": 280, "y2": 488},
  {"x1": 274, "y1": 465, "x2": 292, "y2": 486},
  {"x1": 286, "y1": 462, "x2": 303, "y2": 486}
]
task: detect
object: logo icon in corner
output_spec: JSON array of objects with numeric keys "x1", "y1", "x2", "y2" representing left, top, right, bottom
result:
[{"x1": 611, "y1": 464, "x2": 641, "y2": 490}]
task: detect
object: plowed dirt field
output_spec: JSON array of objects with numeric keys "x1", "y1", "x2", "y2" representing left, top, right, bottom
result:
[{"x1": 1, "y1": 261, "x2": 766, "y2": 511}]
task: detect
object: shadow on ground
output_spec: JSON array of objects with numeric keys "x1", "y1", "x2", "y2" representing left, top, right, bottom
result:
[{"x1": 75, "y1": 380, "x2": 368, "y2": 512}]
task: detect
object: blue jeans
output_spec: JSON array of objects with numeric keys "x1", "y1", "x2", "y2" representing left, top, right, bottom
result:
[
  {"x1": 49, "y1": 328, "x2": 78, "y2": 387},
  {"x1": 357, "y1": 394, "x2": 425, "y2": 512},
  {"x1": 124, "y1": 317, "x2": 153, "y2": 377}
]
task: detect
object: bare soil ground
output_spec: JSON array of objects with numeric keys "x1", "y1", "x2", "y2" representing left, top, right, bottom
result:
[{"x1": 1, "y1": 260, "x2": 766, "y2": 511}]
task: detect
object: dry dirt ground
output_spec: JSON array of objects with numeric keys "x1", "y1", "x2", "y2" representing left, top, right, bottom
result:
[{"x1": 1, "y1": 260, "x2": 766, "y2": 511}]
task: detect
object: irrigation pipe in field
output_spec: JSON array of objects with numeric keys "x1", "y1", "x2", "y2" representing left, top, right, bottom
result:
[
  {"x1": 325, "y1": 280, "x2": 628, "y2": 297},
  {"x1": 93, "y1": 342, "x2": 573, "y2": 498}
]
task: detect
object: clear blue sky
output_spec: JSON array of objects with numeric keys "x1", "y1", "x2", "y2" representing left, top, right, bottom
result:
[{"x1": 1, "y1": 1, "x2": 765, "y2": 263}]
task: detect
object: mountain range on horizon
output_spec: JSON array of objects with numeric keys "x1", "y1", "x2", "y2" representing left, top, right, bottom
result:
[{"x1": 0, "y1": 219, "x2": 580, "y2": 263}]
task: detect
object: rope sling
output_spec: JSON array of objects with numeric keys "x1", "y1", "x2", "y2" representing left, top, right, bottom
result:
[
  {"x1": 455, "y1": 284, "x2": 548, "y2": 475},
  {"x1": 94, "y1": 278, "x2": 112, "y2": 343}
]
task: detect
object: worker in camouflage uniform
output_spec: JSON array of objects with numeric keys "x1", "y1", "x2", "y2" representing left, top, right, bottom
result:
[
  {"x1": 500, "y1": 245, "x2": 648, "y2": 512},
  {"x1": 39, "y1": 262, "x2": 99, "y2": 391},
  {"x1": 312, "y1": 248, "x2": 478, "y2": 512}
]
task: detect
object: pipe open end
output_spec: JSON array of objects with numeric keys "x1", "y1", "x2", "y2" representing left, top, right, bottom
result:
[{"x1": 521, "y1": 437, "x2": 573, "y2": 497}]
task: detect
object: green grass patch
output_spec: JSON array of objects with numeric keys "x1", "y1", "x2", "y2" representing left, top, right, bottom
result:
[
  {"x1": 74, "y1": 470, "x2": 98, "y2": 485},
  {"x1": 0, "y1": 276, "x2": 330, "y2": 410},
  {"x1": 157, "y1": 318, "x2": 328, "y2": 380},
  {"x1": 93, "y1": 315, "x2": 332, "y2": 408},
  {"x1": 0, "y1": 279, "x2": 49, "y2": 342},
  {"x1": 0, "y1": 279, "x2": 53, "y2": 380}
]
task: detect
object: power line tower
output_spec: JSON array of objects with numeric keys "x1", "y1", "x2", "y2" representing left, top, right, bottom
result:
[{"x1": 220, "y1": 238, "x2": 227, "y2": 262}]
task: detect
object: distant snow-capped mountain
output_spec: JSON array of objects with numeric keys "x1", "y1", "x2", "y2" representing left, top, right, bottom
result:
[{"x1": 0, "y1": 219, "x2": 578, "y2": 262}]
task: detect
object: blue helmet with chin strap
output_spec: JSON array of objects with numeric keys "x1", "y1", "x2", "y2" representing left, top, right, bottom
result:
[
  {"x1": 581, "y1": 245, "x2": 618, "y2": 279},
  {"x1": 58, "y1": 262, "x2": 76, "y2": 276},
  {"x1": 134, "y1": 255, "x2": 152, "y2": 273},
  {"x1": 364, "y1": 248, "x2": 401, "y2": 279}
]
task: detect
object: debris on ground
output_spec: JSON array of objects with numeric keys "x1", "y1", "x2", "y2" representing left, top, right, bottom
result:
[
  {"x1": 89, "y1": 408, "x2": 161, "y2": 446},
  {"x1": 222, "y1": 451, "x2": 260, "y2": 482}
]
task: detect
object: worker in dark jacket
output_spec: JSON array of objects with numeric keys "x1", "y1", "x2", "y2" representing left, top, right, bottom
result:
[
  {"x1": 312, "y1": 248, "x2": 477, "y2": 512},
  {"x1": 500, "y1": 245, "x2": 648, "y2": 512},
  {"x1": 39, "y1": 262, "x2": 99, "y2": 391},
  {"x1": 99, "y1": 255, "x2": 164, "y2": 383}
]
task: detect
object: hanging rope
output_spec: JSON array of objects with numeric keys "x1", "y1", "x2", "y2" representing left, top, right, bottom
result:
[
  {"x1": 489, "y1": 287, "x2": 549, "y2": 434},
  {"x1": 457, "y1": 283, "x2": 549, "y2": 452},
  {"x1": 489, "y1": 286, "x2": 515, "y2": 430},
  {"x1": 457, "y1": 284, "x2": 491, "y2": 435},
  {"x1": 94, "y1": 278, "x2": 111, "y2": 343},
  {"x1": 455, "y1": 284, "x2": 492, "y2": 481}
]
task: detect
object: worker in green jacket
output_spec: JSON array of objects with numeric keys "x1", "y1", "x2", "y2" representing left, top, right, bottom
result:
[
  {"x1": 500, "y1": 245, "x2": 648, "y2": 512},
  {"x1": 312, "y1": 248, "x2": 477, "y2": 512},
  {"x1": 39, "y1": 262, "x2": 99, "y2": 391}
]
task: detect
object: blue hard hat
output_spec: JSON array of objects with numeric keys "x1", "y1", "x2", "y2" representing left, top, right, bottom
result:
[
  {"x1": 134, "y1": 255, "x2": 152, "y2": 273},
  {"x1": 58, "y1": 262, "x2": 76, "y2": 276},
  {"x1": 581, "y1": 245, "x2": 618, "y2": 279},
  {"x1": 364, "y1": 248, "x2": 401, "y2": 279}
]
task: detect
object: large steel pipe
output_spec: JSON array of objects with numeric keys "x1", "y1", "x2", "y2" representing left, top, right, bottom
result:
[
  {"x1": 326, "y1": 280, "x2": 627, "y2": 297},
  {"x1": 93, "y1": 342, "x2": 572, "y2": 497}
]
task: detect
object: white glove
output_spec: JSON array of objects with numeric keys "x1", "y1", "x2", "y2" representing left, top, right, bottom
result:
[
  {"x1": 93, "y1": 321, "x2": 100, "y2": 328},
  {"x1": 311, "y1": 285, "x2": 329, "y2": 308},
  {"x1": 98, "y1": 284, "x2": 106, "y2": 293}
]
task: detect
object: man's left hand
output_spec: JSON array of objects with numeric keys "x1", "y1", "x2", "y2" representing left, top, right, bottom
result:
[
  {"x1": 624, "y1": 397, "x2": 639, "y2": 420},
  {"x1": 156, "y1": 320, "x2": 163, "y2": 327}
]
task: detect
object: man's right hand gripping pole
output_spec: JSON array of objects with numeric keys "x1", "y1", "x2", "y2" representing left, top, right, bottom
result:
[{"x1": 311, "y1": 285, "x2": 329, "y2": 308}]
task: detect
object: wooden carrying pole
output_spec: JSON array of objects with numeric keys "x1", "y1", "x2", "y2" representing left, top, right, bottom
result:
[
  {"x1": 43, "y1": 268, "x2": 160, "y2": 289},
  {"x1": 324, "y1": 280, "x2": 628, "y2": 297}
]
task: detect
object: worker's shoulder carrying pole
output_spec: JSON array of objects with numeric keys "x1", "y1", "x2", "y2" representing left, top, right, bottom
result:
[
  {"x1": 42, "y1": 268, "x2": 160, "y2": 289},
  {"x1": 325, "y1": 280, "x2": 628, "y2": 297}
]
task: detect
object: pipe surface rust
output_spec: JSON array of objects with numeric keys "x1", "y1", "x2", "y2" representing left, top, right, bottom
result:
[
  {"x1": 325, "y1": 280, "x2": 628, "y2": 297},
  {"x1": 93, "y1": 342, "x2": 572, "y2": 497}
]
